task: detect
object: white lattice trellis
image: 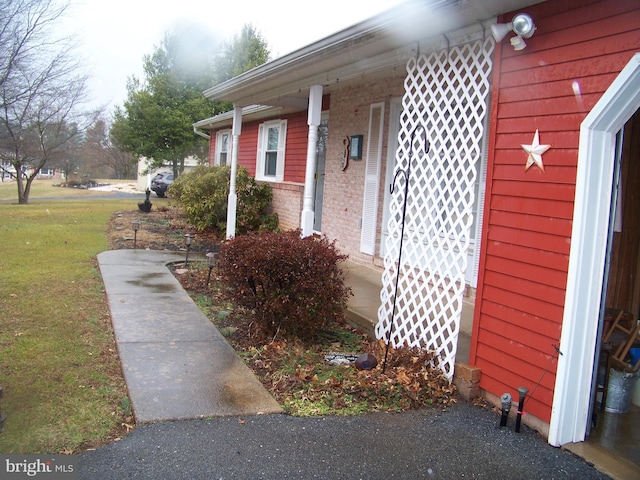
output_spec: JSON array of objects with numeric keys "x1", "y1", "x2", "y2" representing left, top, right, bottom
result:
[{"x1": 376, "y1": 38, "x2": 494, "y2": 380}]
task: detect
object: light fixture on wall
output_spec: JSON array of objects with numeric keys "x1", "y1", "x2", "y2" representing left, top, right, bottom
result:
[{"x1": 491, "y1": 13, "x2": 536, "y2": 51}]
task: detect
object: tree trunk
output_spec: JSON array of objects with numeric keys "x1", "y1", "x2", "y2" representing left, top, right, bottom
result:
[{"x1": 16, "y1": 175, "x2": 32, "y2": 204}]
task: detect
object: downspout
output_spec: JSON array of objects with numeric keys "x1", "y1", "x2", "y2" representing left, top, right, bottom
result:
[
  {"x1": 300, "y1": 84, "x2": 323, "y2": 237},
  {"x1": 226, "y1": 106, "x2": 242, "y2": 239},
  {"x1": 193, "y1": 126, "x2": 210, "y2": 140}
]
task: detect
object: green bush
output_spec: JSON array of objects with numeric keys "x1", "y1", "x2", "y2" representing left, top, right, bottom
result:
[
  {"x1": 218, "y1": 230, "x2": 352, "y2": 341},
  {"x1": 170, "y1": 165, "x2": 278, "y2": 235}
]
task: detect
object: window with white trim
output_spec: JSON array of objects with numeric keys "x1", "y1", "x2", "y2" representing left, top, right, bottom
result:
[
  {"x1": 215, "y1": 130, "x2": 230, "y2": 166},
  {"x1": 256, "y1": 119, "x2": 287, "y2": 182}
]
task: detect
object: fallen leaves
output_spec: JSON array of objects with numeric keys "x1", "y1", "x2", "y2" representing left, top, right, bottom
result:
[{"x1": 110, "y1": 207, "x2": 459, "y2": 417}]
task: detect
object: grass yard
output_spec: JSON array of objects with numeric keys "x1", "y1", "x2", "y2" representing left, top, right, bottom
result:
[
  {"x1": 0, "y1": 182, "x2": 135, "y2": 453},
  {"x1": 0, "y1": 178, "x2": 135, "y2": 202}
]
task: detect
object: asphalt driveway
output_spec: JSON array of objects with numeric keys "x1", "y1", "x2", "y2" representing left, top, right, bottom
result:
[{"x1": 79, "y1": 402, "x2": 610, "y2": 480}]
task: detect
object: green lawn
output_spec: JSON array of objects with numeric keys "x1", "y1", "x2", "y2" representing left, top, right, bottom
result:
[
  {"x1": 0, "y1": 184, "x2": 135, "y2": 453},
  {"x1": 0, "y1": 178, "x2": 134, "y2": 201}
]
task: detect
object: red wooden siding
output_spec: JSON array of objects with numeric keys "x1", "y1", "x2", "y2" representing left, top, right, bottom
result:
[
  {"x1": 207, "y1": 134, "x2": 216, "y2": 166},
  {"x1": 471, "y1": 0, "x2": 640, "y2": 423},
  {"x1": 281, "y1": 111, "x2": 307, "y2": 183},
  {"x1": 207, "y1": 111, "x2": 309, "y2": 183},
  {"x1": 237, "y1": 124, "x2": 258, "y2": 177}
]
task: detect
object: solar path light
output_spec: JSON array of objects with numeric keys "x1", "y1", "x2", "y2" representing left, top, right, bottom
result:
[
  {"x1": 184, "y1": 233, "x2": 192, "y2": 267},
  {"x1": 132, "y1": 220, "x2": 140, "y2": 249},
  {"x1": 205, "y1": 251, "x2": 218, "y2": 288}
]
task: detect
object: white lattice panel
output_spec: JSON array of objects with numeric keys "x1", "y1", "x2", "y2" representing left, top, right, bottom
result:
[{"x1": 376, "y1": 38, "x2": 494, "y2": 379}]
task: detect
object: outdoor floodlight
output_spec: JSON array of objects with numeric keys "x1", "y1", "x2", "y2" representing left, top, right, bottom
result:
[{"x1": 491, "y1": 13, "x2": 536, "y2": 51}]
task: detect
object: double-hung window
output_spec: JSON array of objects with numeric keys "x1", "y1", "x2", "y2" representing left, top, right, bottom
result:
[
  {"x1": 256, "y1": 119, "x2": 287, "y2": 182},
  {"x1": 215, "y1": 130, "x2": 230, "y2": 166}
]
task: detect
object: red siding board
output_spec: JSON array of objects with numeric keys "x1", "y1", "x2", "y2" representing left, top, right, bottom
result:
[
  {"x1": 475, "y1": 338, "x2": 557, "y2": 393},
  {"x1": 492, "y1": 165, "x2": 577, "y2": 185},
  {"x1": 489, "y1": 210, "x2": 571, "y2": 238},
  {"x1": 237, "y1": 126, "x2": 258, "y2": 176},
  {"x1": 500, "y1": 51, "x2": 640, "y2": 89},
  {"x1": 491, "y1": 180, "x2": 576, "y2": 203},
  {"x1": 493, "y1": 148, "x2": 578, "y2": 168},
  {"x1": 477, "y1": 370, "x2": 553, "y2": 423},
  {"x1": 481, "y1": 300, "x2": 563, "y2": 340},
  {"x1": 489, "y1": 197, "x2": 574, "y2": 222},
  {"x1": 495, "y1": 131, "x2": 580, "y2": 150},
  {"x1": 483, "y1": 269, "x2": 566, "y2": 307},
  {"x1": 498, "y1": 94, "x2": 601, "y2": 118},
  {"x1": 282, "y1": 112, "x2": 308, "y2": 184},
  {"x1": 502, "y1": 26, "x2": 640, "y2": 74},
  {"x1": 485, "y1": 255, "x2": 567, "y2": 291},
  {"x1": 498, "y1": 74, "x2": 619, "y2": 106},
  {"x1": 475, "y1": 341, "x2": 556, "y2": 406},
  {"x1": 482, "y1": 284, "x2": 564, "y2": 324},
  {"x1": 485, "y1": 241, "x2": 569, "y2": 273},
  {"x1": 487, "y1": 224, "x2": 571, "y2": 255},
  {"x1": 489, "y1": 210, "x2": 572, "y2": 237},
  {"x1": 526, "y1": 0, "x2": 638, "y2": 36},
  {"x1": 497, "y1": 114, "x2": 585, "y2": 133},
  {"x1": 481, "y1": 316, "x2": 558, "y2": 358}
]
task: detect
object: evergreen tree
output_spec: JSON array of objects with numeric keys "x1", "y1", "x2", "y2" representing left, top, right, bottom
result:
[{"x1": 111, "y1": 23, "x2": 270, "y2": 177}]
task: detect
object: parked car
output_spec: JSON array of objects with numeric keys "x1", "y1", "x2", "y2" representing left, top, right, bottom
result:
[{"x1": 150, "y1": 172, "x2": 174, "y2": 197}]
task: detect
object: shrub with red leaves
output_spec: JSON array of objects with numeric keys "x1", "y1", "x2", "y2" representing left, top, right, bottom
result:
[{"x1": 218, "y1": 230, "x2": 352, "y2": 340}]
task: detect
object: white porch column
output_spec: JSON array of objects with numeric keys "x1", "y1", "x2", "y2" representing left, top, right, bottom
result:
[
  {"x1": 226, "y1": 106, "x2": 242, "y2": 239},
  {"x1": 300, "y1": 84, "x2": 323, "y2": 237}
]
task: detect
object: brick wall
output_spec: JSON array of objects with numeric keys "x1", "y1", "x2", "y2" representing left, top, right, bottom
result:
[
  {"x1": 268, "y1": 182, "x2": 304, "y2": 231},
  {"x1": 321, "y1": 73, "x2": 405, "y2": 267}
]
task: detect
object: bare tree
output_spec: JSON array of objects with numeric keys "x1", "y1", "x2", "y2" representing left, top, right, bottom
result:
[
  {"x1": 0, "y1": 0, "x2": 94, "y2": 203},
  {"x1": 83, "y1": 118, "x2": 137, "y2": 179}
]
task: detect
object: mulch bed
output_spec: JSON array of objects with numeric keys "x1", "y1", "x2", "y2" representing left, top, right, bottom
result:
[{"x1": 106, "y1": 206, "x2": 459, "y2": 415}]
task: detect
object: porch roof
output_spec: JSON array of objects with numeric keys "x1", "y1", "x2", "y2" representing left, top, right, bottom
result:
[{"x1": 199, "y1": 0, "x2": 543, "y2": 116}]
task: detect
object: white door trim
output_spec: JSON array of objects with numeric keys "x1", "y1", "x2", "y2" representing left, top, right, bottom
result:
[
  {"x1": 549, "y1": 53, "x2": 640, "y2": 447},
  {"x1": 380, "y1": 98, "x2": 402, "y2": 257}
]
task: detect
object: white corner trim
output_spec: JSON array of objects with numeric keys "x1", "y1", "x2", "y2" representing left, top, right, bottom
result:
[{"x1": 549, "y1": 53, "x2": 640, "y2": 447}]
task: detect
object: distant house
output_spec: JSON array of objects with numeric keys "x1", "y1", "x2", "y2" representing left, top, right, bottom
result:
[
  {"x1": 194, "y1": 0, "x2": 640, "y2": 453},
  {"x1": 136, "y1": 156, "x2": 201, "y2": 192}
]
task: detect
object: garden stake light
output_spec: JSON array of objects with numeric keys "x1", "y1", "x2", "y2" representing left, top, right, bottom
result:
[
  {"x1": 383, "y1": 124, "x2": 429, "y2": 373},
  {"x1": 515, "y1": 386, "x2": 528, "y2": 433},
  {"x1": 132, "y1": 220, "x2": 140, "y2": 249},
  {"x1": 205, "y1": 251, "x2": 218, "y2": 288},
  {"x1": 500, "y1": 392, "x2": 512, "y2": 427},
  {"x1": 184, "y1": 233, "x2": 192, "y2": 267}
]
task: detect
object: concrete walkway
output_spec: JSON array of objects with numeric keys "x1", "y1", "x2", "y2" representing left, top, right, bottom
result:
[{"x1": 97, "y1": 249, "x2": 282, "y2": 423}]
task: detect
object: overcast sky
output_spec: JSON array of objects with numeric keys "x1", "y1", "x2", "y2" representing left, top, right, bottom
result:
[{"x1": 63, "y1": 0, "x2": 405, "y2": 113}]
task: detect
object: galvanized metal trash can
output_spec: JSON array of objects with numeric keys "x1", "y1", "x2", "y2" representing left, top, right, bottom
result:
[{"x1": 605, "y1": 368, "x2": 638, "y2": 413}]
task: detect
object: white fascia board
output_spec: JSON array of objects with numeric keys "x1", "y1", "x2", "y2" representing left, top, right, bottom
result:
[
  {"x1": 202, "y1": 0, "x2": 544, "y2": 106},
  {"x1": 192, "y1": 105, "x2": 275, "y2": 130}
]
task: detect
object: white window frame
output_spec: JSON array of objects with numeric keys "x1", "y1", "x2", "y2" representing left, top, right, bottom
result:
[
  {"x1": 215, "y1": 130, "x2": 231, "y2": 166},
  {"x1": 256, "y1": 119, "x2": 287, "y2": 182}
]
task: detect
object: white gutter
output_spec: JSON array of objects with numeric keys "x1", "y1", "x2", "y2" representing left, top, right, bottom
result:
[
  {"x1": 193, "y1": 105, "x2": 279, "y2": 131},
  {"x1": 193, "y1": 126, "x2": 210, "y2": 140},
  {"x1": 201, "y1": 0, "x2": 544, "y2": 105}
]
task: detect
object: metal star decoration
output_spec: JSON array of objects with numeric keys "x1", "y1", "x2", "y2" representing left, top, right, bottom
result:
[{"x1": 522, "y1": 129, "x2": 550, "y2": 172}]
